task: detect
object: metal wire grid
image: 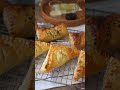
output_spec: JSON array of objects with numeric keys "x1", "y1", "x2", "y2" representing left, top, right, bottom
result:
[
  {"x1": 0, "y1": 60, "x2": 32, "y2": 90},
  {"x1": 35, "y1": 52, "x2": 85, "y2": 87},
  {"x1": 0, "y1": 15, "x2": 33, "y2": 90}
]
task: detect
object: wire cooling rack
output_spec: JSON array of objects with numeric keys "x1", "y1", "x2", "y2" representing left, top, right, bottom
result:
[
  {"x1": 35, "y1": 22, "x2": 85, "y2": 89},
  {"x1": 0, "y1": 15, "x2": 33, "y2": 90},
  {"x1": 35, "y1": 52, "x2": 85, "y2": 86},
  {"x1": 0, "y1": 60, "x2": 32, "y2": 90}
]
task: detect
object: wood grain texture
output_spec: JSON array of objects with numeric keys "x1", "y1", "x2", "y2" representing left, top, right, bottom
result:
[{"x1": 40, "y1": 0, "x2": 85, "y2": 27}]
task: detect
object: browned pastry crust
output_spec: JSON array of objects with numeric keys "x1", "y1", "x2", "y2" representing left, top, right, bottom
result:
[
  {"x1": 103, "y1": 14, "x2": 120, "y2": 49},
  {"x1": 69, "y1": 31, "x2": 85, "y2": 50},
  {"x1": 36, "y1": 23, "x2": 68, "y2": 42},
  {"x1": 93, "y1": 14, "x2": 120, "y2": 55},
  {"x1": 35, "y1": 41, "x2": 50, "y2": 58},
  {"x1": 86, "y1": 48, "x2": 110, "y2": 77},
  {"x1": 73, "y1": 48, "x2": 108, "y2": 80},
  {"x1": 40, "y1": 44, "x2": 79, "y2": 73},
  {"x1": 86, "y1": 15, "x2": 117, "y2": 56},
  {"x1": 0, "y1": 35, "x2": 34, "y2": 75},
  {"x1": 103, "y1": 57, "x2": 120, "y2": 90},
  {"x1": 73, "y1": 50, "x2": 85, "y2": 80},
  {"x1": 3, "y1": 5, "x2": 35, "y2": 38}
]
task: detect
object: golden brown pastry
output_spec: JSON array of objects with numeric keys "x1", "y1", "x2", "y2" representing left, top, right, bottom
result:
[
  {"x1": 73, "y1": 50, "x2": 85, "y2": 80},
  {"x1": 3, "y1": 5, "x2": 34, "y2": 38},
  {"x1": 40, "y1": 44, "x2": 79, "y2": 73},
  {"x1": 35, "y1": 41, "x2": 50, "y2": 58},
  {"x1": 102, "y1": 57, "x2": 120, "y2": 90},
  {"x1": 36, "y1": 23, "x2": 68, "y2": 42},
  {"x1": 0, "y1": 35, "x2": 34, "y2": 75},
  {"x1": 69, "y1": 31, "x2": 85, "y2": 50}
]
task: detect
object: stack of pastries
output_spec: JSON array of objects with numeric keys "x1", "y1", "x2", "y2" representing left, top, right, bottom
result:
[
  {"x1": 35, "y1": 23, "x2": 85, "y2": 81},
  {"x1": 35, "y1": 14, "x2": 120, "y2": 84}
]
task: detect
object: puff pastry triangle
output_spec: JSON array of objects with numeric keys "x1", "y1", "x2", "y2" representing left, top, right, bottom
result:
[
  {"x1": 69, "y1": 32, "x2": 85, "y2": 50},
  {"x1": 73, "y1": 50, "x2": 85, "y2": 80},
  {"x1": 40, "y1": 44, "x2": 79, "y2": 73},
  {"x1": 36, "y1": 23, "x2": 68, "y2": 42},
  {"x1": 35, "y1": 41, "x2": 50, "y2": 58}
]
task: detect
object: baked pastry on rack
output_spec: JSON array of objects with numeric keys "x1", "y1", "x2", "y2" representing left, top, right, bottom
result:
[
  {"x1": 73, "y1": 50, "x2": 85, "y2": 80},
  {"x1": 69, "y1": 31, "x2": 85, "y2": 50},
  {"x1": 3, "y1": 5, "x2": 35, "y2": 38},
  {"x1": 40, "y1": 44, "x2": 79, "y2": 73},
  {"x1": 35, "y1": 41, "x2": 50, "y2": 58},
  {"x1": 102, "y1": 57, "x2": 120, "y2": 90},
  {"x1": 36, "y1": 23, "x2": 68, "y2": 42},
  {"x1": 0, "y1": 35, "x2": 34, "y2": 75}
]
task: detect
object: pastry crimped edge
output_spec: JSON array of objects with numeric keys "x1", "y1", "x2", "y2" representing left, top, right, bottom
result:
[
  {"x1": 36, "y1": 23, "x2": 68, "y2": 42},
  {"x1": 35, "y1": 41, "x2": 50, "y2": 58},
  {"x1": 69, "y1": 31, "x2": 85, "y2": 50}
]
